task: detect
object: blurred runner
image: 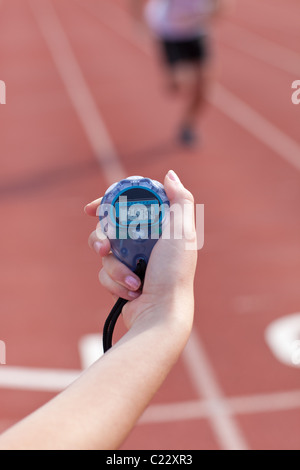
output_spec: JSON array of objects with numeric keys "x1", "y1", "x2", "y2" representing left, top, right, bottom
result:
[{"x1": 131, "y1": 0, "x2": 230, "y2": 146}]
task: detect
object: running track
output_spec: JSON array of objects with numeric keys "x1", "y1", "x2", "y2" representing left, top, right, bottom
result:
[{"x1": 0, "y1": 0, "x2": 300, "y2": 450}]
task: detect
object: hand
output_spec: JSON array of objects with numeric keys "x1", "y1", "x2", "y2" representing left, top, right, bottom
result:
[
  {"x1": 85, "y1": 170, "x2": 198, "y2": 340},
  {"x1": 0, "y1": 171, "x2": 198, "y2": 451}
]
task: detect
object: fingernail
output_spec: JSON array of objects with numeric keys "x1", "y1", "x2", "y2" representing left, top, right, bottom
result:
[
  {"x1": 125, "y1": 276, "x2": 140, "y2": 290},
  {"x1": 167, "y1": 170, "x2": 180, "y2": 183},
  {"x1": 93, "y1": 241, "x2": 102, "y2": 254},
  {"x1": 128, "y1": 291, "x2": 141, "y2": 299}
]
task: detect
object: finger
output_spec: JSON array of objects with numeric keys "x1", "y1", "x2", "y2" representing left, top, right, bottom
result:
[
  {"x1": 88, "y1": 225, "x2": 109, "y2": 245},
  {"x1": 99, "y1": 268, "x2": 141, "y2": 301},
  {"x1": 102, "y1": 253, "x2": 142, "y2": 292},
  {"x1": 163, "y1": 170, "x2": 194, "y2": 206},
  {"x1": 84, "y1": 197, "x2": 103, "y2": 217},
  {"x1": 143, "y1": 170, "x2": 197, "y2": 293},
  {"x1": 164, "y1": 170, "x2": 196, "y2": 247},
  {"x1": 88, "y1": 229, "x2": 111, "y2": 256}
]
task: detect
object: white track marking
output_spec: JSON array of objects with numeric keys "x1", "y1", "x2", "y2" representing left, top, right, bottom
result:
[
  {"x1": 29, "y1": 0, "x2": 126, "y2": 184},
  {"x1": 265, "y1": 313, "x2": 300, "y2": 368},
  {"x1": 210, "y1": 83, "x2": 300, "y2": 172},
  {"x1": 228, "y1": 389, "x2": 300, "y2": 415},
  {"x1": 0, "y1": 366, "x2": 80, "y2": 392},
  {"x1": 0, "y1": 362, "x2": 299, "y2": 422},
  {"x1": 140, "y1": 400, "x2": 208, "y2": 424},
  {"x1": 0, "y1": 334, "x2": 103, "y2": 392},
  {"x1": 182, "y1": 330, "x2": 249, "y2": 450},
  {"x1": 78, "y1": 334, "x2": 103, "y2": 369},
  {"x1": 220, "y1": 21, "x2": 300, "y2": 77},
  {"x1": 140, "y1": 389, "x2": 300, "y2": 424}
]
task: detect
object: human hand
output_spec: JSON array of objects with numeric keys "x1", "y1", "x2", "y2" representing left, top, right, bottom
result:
[
  {"x1": 0, "y1": 171, "x2": 198, "y2": 451},
  {"x1": 85, "y1": 170, "x2": 197, "y2": 339}
]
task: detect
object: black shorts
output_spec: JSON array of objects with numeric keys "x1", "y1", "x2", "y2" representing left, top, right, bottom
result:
[{"x1": 160, "y1": 36, "x2": 208, "y2": 68}]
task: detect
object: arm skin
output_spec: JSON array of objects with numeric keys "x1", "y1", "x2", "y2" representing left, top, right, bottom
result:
[{"x1": 0, "y1": 171, "x2": 198, "y2": 450}]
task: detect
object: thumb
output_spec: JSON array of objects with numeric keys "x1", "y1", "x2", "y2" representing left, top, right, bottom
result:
[
  {"x1": 162, "y1": 170, "x2": 197, "y2": 249},
  {"x1": 163, "y1": 170, "x2": 195, "y2": 207},
  {"x1": 141, "y1": 170, "x2": 197, "y2": 294}
]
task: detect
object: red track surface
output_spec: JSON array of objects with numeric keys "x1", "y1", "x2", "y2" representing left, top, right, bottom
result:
[{"x1": 0, "y1": 0, "x2": 300, "y2": 450}]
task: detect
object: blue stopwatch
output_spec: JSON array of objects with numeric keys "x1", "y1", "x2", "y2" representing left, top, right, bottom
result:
[{"x1": 99, "y1": 176, "x2": 170, "y2": 271}]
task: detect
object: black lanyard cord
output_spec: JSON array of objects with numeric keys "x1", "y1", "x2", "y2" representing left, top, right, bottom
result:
[{"x1": 102, "y1": 259, "x2": 147, "y2": 353}]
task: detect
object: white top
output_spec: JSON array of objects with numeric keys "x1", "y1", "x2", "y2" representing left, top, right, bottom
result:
[{"x1": 145, "y1": 0, "x2": 215, "y2": 40}]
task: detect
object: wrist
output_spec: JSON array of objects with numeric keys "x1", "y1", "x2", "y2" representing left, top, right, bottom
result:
[{"x1": 123, "y1": 288, "x2": 194, "y2": 346}]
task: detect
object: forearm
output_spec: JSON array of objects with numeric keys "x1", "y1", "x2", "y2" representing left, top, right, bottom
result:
[
  {"x1": 0, "y1": 299, "x2": 193, "y2": 450},
  {"x1": 0, "y1": 171, "x2": 197, "y2": 450}
]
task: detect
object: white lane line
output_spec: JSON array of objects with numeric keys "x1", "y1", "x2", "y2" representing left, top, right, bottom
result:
[
  {"x1": 219, "y1": 21, "x2": 300, "y2": 77},
  {"x1": 211, "y1": 83, "x2": 300, "y2": 172},
  {"x1": 140, "y1": 400, "x2": 208, "y2": 424},
  {"x1": 228, "y1": 389, "x2": 300, "y2": 415},
  {"x1": 265, "y1": 313, "x2": 300, "y2": 368},
  {"x1": 1, "y1": 362, "x2": 299, "y2": 422},
  {"x1": 29, "y1": 0, "x2": 126, "y2": 184},
  {"x1": 0, "y1": 366, "x2": 80, "y2": 392},
  {"x1": 78, "y1": 334, "x2": 103, "y2": 370},
  {"x1": 140, "y1": 389, "x2": 300, "y2": 424},
  {"x1": 0, "y1": 334, "x2": 103, "y2": 392},
  {"x1": 182, "y1": 330, "x2": 249, "y2": 451}
]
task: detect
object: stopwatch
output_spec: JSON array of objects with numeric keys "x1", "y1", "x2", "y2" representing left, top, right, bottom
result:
[
  {"x1": 99, "y1": 176, "x2": 170, "y2": 352},
  {"x1": 99, "y1": 176, "x2": 170, "y2": 271}
]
